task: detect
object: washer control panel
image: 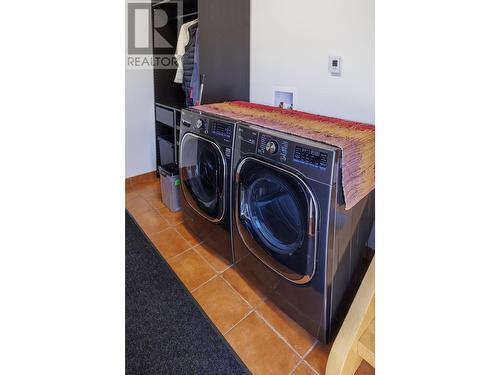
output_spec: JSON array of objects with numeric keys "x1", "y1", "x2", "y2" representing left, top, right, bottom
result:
[
  {"x1": 195, "y1": 119, "x2": 204, "y2": 129},
  {"x1": 180, "y1": 110, "x2": 234, "y2": 148},
  {"x1": 211, "y1": 121, "x2": 233, "y2": 140}
]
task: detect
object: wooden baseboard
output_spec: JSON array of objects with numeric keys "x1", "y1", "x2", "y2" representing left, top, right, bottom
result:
[{"x1": 126, "y1": 170, "x2": 157, "y2": 186}]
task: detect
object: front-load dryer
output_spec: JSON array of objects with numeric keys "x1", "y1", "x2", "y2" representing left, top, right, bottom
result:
[
  {"x1": 179, "y1": 109, "x2": 237, "y2": 264},
  {"x1": 232, "y1": 122, "x2": 374, "y2": 343}
]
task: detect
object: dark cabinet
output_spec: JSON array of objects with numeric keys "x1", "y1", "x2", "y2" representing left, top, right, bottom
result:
[{"x1": 198, "y1": 0, "x2": 250, "y2": 104}]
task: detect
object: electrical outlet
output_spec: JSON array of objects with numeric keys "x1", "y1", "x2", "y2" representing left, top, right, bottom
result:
[{"x1": 329, "y1": 56, "x2": 341, "y2": 76}]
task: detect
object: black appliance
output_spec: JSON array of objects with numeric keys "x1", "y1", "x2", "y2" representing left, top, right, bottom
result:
[
  {"x1": 178, "y1": 109, "x2": 237, "y2": 263},
  {"x1": 232, "y1": 122, "x2": 375, "y2": 343}
]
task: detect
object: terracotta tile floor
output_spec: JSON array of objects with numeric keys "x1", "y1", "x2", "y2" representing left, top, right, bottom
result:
[{"x1": 126, "y1": 178, "x2": 372, "y2": 375}]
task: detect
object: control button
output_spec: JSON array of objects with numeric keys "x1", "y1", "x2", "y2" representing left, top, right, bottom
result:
[
  {"x1": 195, "y1": 119, "x2": 204, "y2": 129},
  {"x1": 265, "y1": 140, "x2": 278, "y2": 154}
]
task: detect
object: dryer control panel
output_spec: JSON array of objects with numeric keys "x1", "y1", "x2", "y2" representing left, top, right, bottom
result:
[
  {"x1": 293, "y1": 146, "x2": 328, "y2": 170},
  {"x1": 236, "y1": 123, "x2": 339, "y2": 185},
  {"x1": 257, "y1": 134, "x2": 289, "y2": 162}
]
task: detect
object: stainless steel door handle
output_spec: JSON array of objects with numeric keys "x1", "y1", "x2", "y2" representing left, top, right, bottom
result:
[
  {"x1": 307, "y1": 197, "x2": 316, "y2": 236},
  {"x1": 239, "y1": 186, "x2": 250, "y2": 221}
]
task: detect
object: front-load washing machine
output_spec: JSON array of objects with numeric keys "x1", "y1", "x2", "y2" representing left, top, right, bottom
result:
[
  {"x1": 179, "y1": 109, "x2": 237, "y2": 264},
  {"x1": 232, "y1": 122, "x2": 374, "y2": 343}
]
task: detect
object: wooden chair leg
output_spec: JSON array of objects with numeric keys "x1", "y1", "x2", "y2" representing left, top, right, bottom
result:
[{"x1": 326, "y1": 257, "x2": 375, "y2": 375}]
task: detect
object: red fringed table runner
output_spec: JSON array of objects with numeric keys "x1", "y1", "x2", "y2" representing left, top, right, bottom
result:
[{"x1": 193, "y1": 101, "x2": 374, "y2": 210}]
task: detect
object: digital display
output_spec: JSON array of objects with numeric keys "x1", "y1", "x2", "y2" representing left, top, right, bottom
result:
[
  {"x1": 238, "y1": 127, "x2": 258, "y2": 153},
  {"x1": 293, "y1": 146, "x2": 328, "y2": 169},
  {"x1": 212, "y1": 122, "x2": 232, "y2": 138}
]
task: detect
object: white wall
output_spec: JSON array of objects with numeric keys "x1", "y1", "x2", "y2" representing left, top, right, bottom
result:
[
  {"x1": 125, "y1": 0, "x2": 156, "y2": 178},
  {"x1": 125, "y1": 69, "x2": 156, "y2": 178},
  {"x1": 250, "y1": 0, "x2": 374, "y2": 124}
]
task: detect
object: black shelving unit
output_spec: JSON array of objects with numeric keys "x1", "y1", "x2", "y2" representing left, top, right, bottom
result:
[
  {"x1": 154, "y1": 104, "x2": 181, "y2": 168},
  {"x1": 151, "y1": 0, "x2": 250, "y2": 172}
]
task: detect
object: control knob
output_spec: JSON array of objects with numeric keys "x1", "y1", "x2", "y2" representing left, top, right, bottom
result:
[
  {"x1": 265, "y1": 140, "x2": 278, "y2": 154},
  {"x1": 195, "y1": 119, "x2": 204, "y2": 129}
]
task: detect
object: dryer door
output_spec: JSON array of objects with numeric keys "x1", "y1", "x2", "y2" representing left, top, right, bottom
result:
[
  {"x1": 236, "y1": 157, "x2": 318, "y2": 284},
  {"x1": 180, "y1": 133, "x2": 226, "y2": 222}
]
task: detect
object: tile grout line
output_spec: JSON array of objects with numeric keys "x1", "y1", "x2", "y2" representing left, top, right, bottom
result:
[
  {"x1": 128, "y1": 194, "x2": 173, "y2": 237},
  {"x1": 287, "y1": 360, "x2": 302, "y2": 375},
  {"x1": 141, "y1": 192, "x2": 200, "y2": 246},
  {"x1": 254, "y1": 309, "x2": 304, "y2": 357},
  {"x1": 303, "y1": 360, "x2": 320, "y2": 375},
  {"x1": 224, "y1": 252, "x2": 270, "y2": 310},
  {"x1": 148, "y1": 225, "x2": 174, "y2": 237},
  {"x1": 160, "y1": 242, "x2": 200, "y2": 263},
  {"x1": 192, "y1": 247, "x2": 232, "y2": 276},
  {"x1": 302, "y1": 340, "x2": 319, "y2": 360},
  {"x1": 132, "y1": 186, "x2": 196, "y2": 244},
  {"x1": 192, "y1": 255, "x2": 269, "y2": 338},
  {"x1": 219, "y1": 273, "x2": 254, "y2": 310},
  {"x1": 218, "y1": 272, "x2": 274, "y2": 336},
  {"x1": 132, "y1": 183, "x2": 190, "y2": 233},
  {"x1": 189, "y1": 274, "x2": 219, "y2": 294},
  {"x1": 135, "y1": 184, "x2": 178, "y2": 225},
  {"x1": 172, "y1": 224, "x2": 204, "y2": 247},
  {"x1": 300, "y1": 342, "x2": 321, "y2": 375},
  {"x1": 287, "y1": 359, "x2": 320, "y2": 375},
  {"x1": 254, "y1": 309, "x2": 315, "y2": 362},
  {"x1": 234, "y1": 252, "x2": 251, "y2": 266},
  {"x1": 222, "y1": 308, "x2": 256, "y2": 337},
  {"x1": 218, "y1": 255, "x2": 270, "y2": 310},
  {"x1": 125, "y1": 197, "x2": 155, "y2": 219},
  {"x1": 175, "y1": 253, "x2": 243, "y2": 336},
  {"x1": 154, "y1": 206, "x2": 180, "y2": 227}
]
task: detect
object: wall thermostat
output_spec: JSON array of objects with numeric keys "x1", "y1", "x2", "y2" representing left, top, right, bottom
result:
[{"x1": 329, "y1": 56, "x2": 341, "y2": 76}]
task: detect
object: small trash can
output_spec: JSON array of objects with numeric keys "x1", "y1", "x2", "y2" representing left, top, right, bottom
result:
[{"x1": 159, "y1": 163, "x2": 182, "y2": 212}]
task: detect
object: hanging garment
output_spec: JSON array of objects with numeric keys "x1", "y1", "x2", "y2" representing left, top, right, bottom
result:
[
  {"x1": 182, "y1": 24, "x2": 200, "y2": 106},
  {"x1": 174, "y1": 19, "x2": 198, "y2": 84},
  {"x1": 190, "y1": 28, "x2": 201, "y2": 105}
]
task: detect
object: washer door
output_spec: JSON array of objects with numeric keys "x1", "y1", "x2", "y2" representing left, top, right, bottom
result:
[
  {"x1": 180, "y1": 133, "x2": 226, "y2": 222},
  {"x1": 236, "y1": 157, "x2": 318, "y2": 284}
]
